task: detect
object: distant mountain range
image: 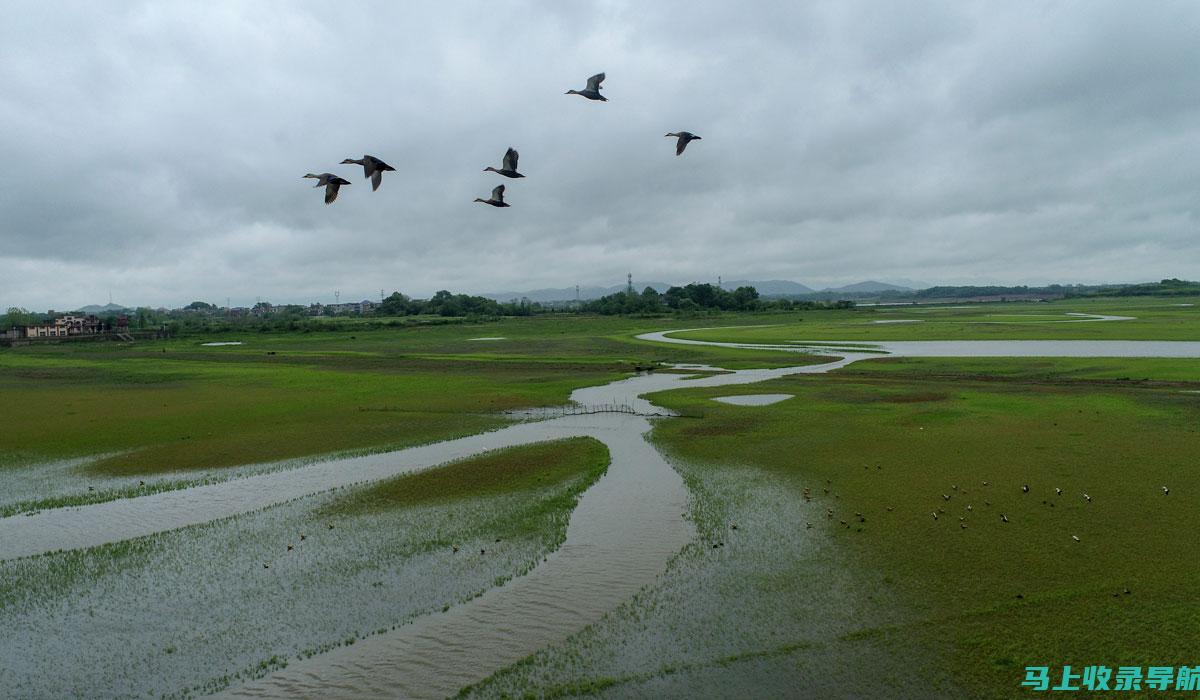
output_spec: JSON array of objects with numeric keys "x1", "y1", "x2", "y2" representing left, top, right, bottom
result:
[
  {"x1": 483, "y1": 279, "x2": 915, "y2": 302},
  {"x1": 826, "y1": 280, "x2": 913, "y2": 293},
  {"x1": 74, "y1": 303, "x2": 131, "y2": 314},
  {"x1": 720, "y1": 279, "x2": 815, "y2": 295}
]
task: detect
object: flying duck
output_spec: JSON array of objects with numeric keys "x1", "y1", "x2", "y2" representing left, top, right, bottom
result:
[
  {"x1": 474, "y1": 183, "x2": 510, "y2": 207},
  {"x1": 340, "y1": 155, "x2": 395, "y2": 191},
  {"x1": 665, "y1": 131, "x2": 701, "y2": 155},
  {"x1": 303, "y1": 173, "x2": 351, "y2": 205},
  {"x1": 484, "y1": 148, "x2": 524, "y2": 178},
  {"x1": 566, "y1": 72, "x2": 607, "y2": 101}
]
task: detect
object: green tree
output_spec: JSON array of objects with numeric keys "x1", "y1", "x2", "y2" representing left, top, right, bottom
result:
[
  {"x1": 378, "y1": 292, "x2": 415, "y2": 316},
  {"x1": 731, "y1": 286, "x2": 759, "y2": 310},
  {"x1": 4, "y1": 307, "x2": 35, "y2": 328}
]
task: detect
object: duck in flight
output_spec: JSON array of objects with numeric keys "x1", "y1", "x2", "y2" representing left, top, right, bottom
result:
[
  {"x1": 566, "y1": 73, "x2": 606, "y2": 101},
  {"x1": 665, "y1": 131, "x2": 702, "y2": 155},
  {"x1": 340, "y1": 155, "x2": 395, "y2": 191},
  {"x1": 484, "y1": 148, "x2": 525, "y2": 178},
  {"x1": 303, "y1": 172, "x2": 352, "y2": 205},
  {"x1": 474, "y1": 183, "x2": 510, "y2": 207}
]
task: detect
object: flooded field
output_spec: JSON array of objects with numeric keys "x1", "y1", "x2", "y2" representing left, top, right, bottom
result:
[{"x1": 2, "y1": 473, "x2": 586, "y2": 697}]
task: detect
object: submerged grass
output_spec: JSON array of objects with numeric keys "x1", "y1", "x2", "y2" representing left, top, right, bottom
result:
[
  {"x1": 0, "y1": 477, "x2": 208, "y2": 518},
  {"x1": 0, "y1": 438, "x2": 610, "y2": 699}
]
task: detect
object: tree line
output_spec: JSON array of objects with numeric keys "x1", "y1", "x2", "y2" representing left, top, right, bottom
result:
[
  {"x1": 0, "y1": 285, "x2": 849, "y2": 337},
  {"x1": 10, "y1": 277, "x2": 1192, "y2": 337},
  {"x1": 581, "y1": 283, "x2": 854, "y2": 315},
  {"x1": 377, "y1": 290, "x2": 541, "y2": 317}
]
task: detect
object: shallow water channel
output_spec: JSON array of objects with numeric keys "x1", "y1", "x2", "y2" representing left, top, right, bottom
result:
[{"x1": 6, "y1": 327, "x2": 1200, "y2": 697}]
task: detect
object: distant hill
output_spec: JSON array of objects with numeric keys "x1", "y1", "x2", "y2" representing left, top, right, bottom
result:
[
  {"x1": 720, "y1": 279, "x2": 815, "y2": 296},
  {"x1": 879, "y1": 278, "x2": 931, "y2": 290},
  {"x1": 822, "y1": 280, "x2": 913, "y2": 293},
  {"x1": 74, "y1": 303, "x2": 131, "y2": 314}
]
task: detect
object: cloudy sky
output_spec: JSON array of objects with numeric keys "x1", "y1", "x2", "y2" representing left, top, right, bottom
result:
[{"x1": 2, "y1": 1, "x2": 1197, "y2": 310}]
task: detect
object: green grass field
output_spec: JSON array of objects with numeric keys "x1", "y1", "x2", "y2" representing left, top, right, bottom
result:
[
  {"x1": 321, "y1": 438, "x2": 609, "y2": 518},
  {"x1": 640, "y1": 357, "x2": 1200, "y2": 697},
  {"x1": 0, "y1": 351, "x2": 609, "y2": 476},
  {"x1": 0, "y1": 314, "x2": 824, "y2": 477},
  {"x1": 843, "y1": 355, "x2": 1200, "y2": 384}
]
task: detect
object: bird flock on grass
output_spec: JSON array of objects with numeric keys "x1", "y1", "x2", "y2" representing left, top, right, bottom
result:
[
  {"x1": 303, "y1": 72, "x2": 701, "y2": 206},
  {"x1": 812, "y1": 468, "x2": 1173, "y2": 598}
]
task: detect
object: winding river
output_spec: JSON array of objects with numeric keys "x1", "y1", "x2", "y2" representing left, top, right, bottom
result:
[{"x1": 5, "y1": 326, "x2": 1200, "y2": 697}]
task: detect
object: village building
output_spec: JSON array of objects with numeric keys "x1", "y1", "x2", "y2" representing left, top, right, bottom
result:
[
  {"x1": 321, "y1": 300, "x2": 377, "y2": 315},
  {"x1": 22, "y1": 314, "x2": 103, "y2": 338}
]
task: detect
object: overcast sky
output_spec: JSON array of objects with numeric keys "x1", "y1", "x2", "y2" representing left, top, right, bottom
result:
[{"x1": 2, "y1": 1, "x2": 1198, "y2": 310}]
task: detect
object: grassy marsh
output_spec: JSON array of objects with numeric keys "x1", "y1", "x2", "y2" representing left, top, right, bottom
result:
[{"x1": 6, "y1": 300, "x2": 1200, "y2": 697}]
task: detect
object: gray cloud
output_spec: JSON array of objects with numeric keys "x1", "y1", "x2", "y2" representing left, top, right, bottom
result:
[{"x1": 1, "y1": 0, "x2": 1197, "y2": 310}]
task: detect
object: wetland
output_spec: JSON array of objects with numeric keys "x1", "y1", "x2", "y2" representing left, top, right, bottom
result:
[{"x1": 3, "y1": 297, "x2": 1200, "y2": 698}]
